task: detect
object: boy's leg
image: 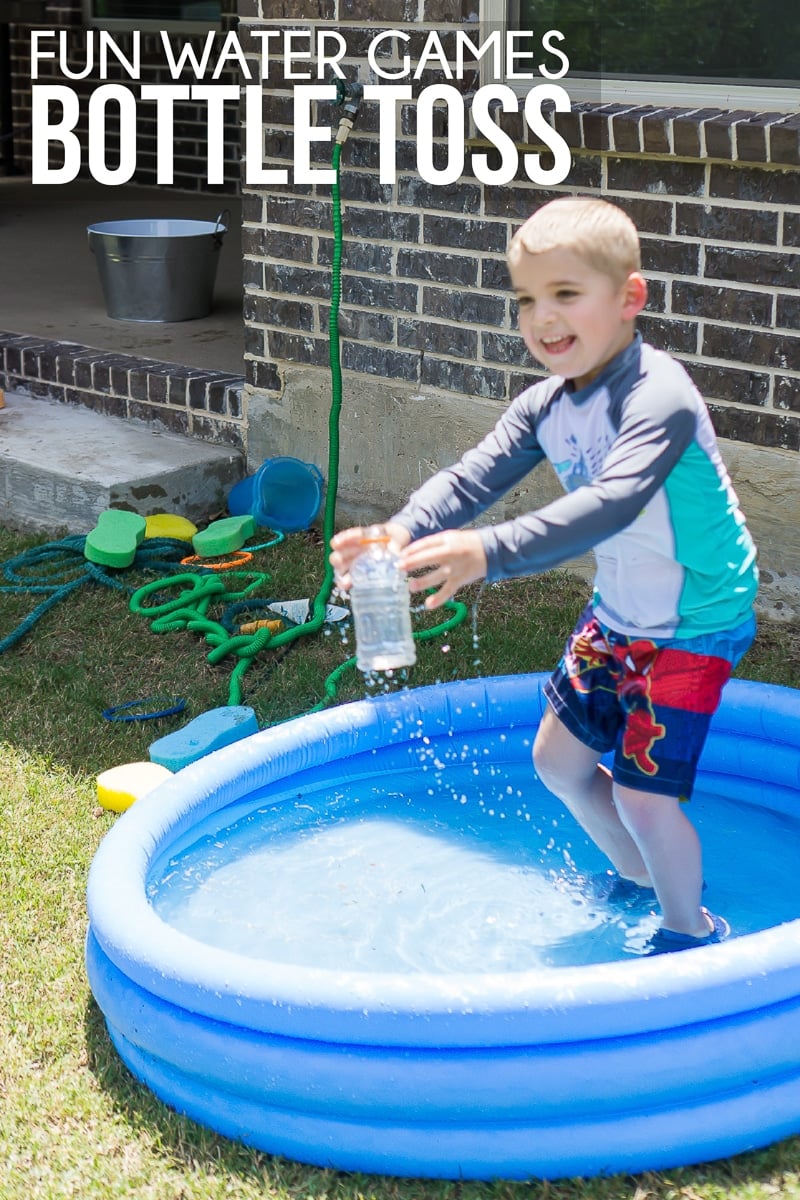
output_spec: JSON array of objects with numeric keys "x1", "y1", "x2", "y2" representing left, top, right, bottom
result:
[
  {"x1": 533, "y1": 706, "x2": 651, "y2": 886},
  {"x1": 612, "y1": 783, "x2": 707, "y2": 937},
  {"x1": 605, "y1": 620, "x2": 755, "y2": 940},
  {"x1": 537, "y1": 609, "x2": 753, "y2": 946},
  {"x1": 535, "y1": 709, "x2": 712, "y2": 938}
]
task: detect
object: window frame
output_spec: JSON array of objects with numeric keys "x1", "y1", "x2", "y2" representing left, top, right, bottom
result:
[
  {"x1": 482, "y1": 0, "x2": 800, "y2": 114},
  {"x1": 81, "y1": 0, "x2": 222, "y2": 35}
]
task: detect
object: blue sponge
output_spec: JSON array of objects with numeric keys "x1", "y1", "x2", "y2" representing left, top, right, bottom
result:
[{"x1": 149, "y1": 705, "x2": 259, "y2": 771}]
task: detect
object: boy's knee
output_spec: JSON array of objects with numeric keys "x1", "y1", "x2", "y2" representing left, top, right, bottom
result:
[
  {"x1": 533, "y1": 720, "x2": 578, "y2": 793},
  {"x1": 533, "y1": 708, "x2": 605, "y2": 799},
  {"x1": 532, "y1": 730, "x2": 555, "y2": 785},
  {"x1": 613, "y1": 785, "x2": 677, "y2": 838}
]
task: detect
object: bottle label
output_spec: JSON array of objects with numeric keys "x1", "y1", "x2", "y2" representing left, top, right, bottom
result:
[{"x1": 351, "y1": 589, "x2": 416, "y2": 671}]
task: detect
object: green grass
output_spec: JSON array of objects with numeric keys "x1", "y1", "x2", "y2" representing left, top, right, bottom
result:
[{"x1": 2, "y1": 521, "x2": 800, "y2": 1200}]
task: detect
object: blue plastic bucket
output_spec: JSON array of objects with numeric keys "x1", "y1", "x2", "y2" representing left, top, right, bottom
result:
[{"x1": 228, "y1": 457, "x2": 324, "y2": 532}]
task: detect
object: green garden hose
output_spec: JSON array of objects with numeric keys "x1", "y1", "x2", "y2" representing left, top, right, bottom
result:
[
  {"x1": 0, "y1": 536, "x2": 186, "y2": 656},
  {"x1": 128, "y1": 129, "x2": 467, "y2": 713},
  {"x1": 266, "y1": 134, "x2": 468, "y2": 709}
]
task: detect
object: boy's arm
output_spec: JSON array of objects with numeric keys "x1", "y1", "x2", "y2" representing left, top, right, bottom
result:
[
  {"x1": 391, "y1": 383, "x2": 550, "y2": 541},
  {"x1": 480, "y1": 385, "x2": 697, "y2": 580},
  {"x1": 394, "y1": 390, "x2": 693, "y2": 608}
]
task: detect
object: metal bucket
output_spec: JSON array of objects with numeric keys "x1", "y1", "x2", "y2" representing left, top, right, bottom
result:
[{"x1": 87, "y1": 212, "x2": 229, "y2": 322}]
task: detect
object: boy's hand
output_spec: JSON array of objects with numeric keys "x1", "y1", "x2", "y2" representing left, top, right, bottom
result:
[
  {"x1": 329, "y1": 522, "x2": 411, "y2": 590},
  {"x1": 400, "y1": 530, "x2": 487, "y2": 609}
]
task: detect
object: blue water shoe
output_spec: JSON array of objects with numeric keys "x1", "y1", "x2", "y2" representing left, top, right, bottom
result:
[
  {"x1": 588, "y1": 869, "x2": 657, "y2": 908},
  {"x1": 646, "y1": 908, "x2": 730, "y2": 955}
]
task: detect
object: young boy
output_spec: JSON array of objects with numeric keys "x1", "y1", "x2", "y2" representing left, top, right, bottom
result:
[{"x1": 330, "y1": 196, "x2": 758, "y2": 954}]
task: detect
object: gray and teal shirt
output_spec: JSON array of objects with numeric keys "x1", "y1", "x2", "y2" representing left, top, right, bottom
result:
[{"x1": 393, "y1": 335, "x2": 758, "y2": 640}]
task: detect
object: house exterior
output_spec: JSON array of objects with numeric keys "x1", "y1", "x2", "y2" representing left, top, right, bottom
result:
[{"x1": 3, "y1": 0, "x2": 800, "y2": 608}]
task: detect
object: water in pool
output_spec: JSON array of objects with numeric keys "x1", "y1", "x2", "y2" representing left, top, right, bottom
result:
[{"x1": 148, "y1": 757, "x2": 800, "y2": 971}]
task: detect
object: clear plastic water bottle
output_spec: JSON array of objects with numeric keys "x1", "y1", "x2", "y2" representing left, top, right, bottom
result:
[{"x1": 349, "y1": 525, "x2": 417, "y2": 673}]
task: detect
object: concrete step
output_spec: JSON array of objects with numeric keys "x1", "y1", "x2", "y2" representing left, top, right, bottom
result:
[{"x1": 0, "y1": 391, "x2": 243, "y2": 535}]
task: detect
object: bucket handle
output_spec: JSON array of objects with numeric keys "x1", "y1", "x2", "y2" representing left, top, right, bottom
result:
[{"x1": 213, "y1": 209, "x2": 231, "y2": 245}]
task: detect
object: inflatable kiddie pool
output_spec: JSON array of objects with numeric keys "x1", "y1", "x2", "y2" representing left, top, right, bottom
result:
[{"x1": 86, "y1": 673, "x2": 800, "y2": 1180}]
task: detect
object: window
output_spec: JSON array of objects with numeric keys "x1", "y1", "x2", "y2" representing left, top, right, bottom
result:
[
  {"x1": 484, "y1": 0, "x2": 800, "y2": 112},
  {"x1": 83, "y1": 0, "x2": 222, "y2": 34}
]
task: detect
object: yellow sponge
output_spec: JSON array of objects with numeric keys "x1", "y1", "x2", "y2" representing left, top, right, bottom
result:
[
  {"x1": 144, "y1": 513, "x2": 198, "y2": 541},
  {"x1": 97, "y1": 761, "x2": 173, "y2": 813}
]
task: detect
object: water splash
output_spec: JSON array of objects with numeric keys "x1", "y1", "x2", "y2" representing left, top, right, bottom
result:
[{"x1": 471, "y1": 581, "x2": 487, "y2": 670}]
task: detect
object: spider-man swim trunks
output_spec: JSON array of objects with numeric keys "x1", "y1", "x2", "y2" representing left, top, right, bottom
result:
[{"x1": 544, "y1": 604, "x2": 756, "y2": 800}]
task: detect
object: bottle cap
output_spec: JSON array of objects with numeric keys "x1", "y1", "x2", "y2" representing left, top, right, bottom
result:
[{"x1": 359, "y1": 524, "x2": 390, "y2": 544}]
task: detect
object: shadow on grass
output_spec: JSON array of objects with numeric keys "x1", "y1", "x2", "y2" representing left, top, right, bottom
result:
[{"x1": 83, "y1": 994, "x2": 800, "y2": 1200}]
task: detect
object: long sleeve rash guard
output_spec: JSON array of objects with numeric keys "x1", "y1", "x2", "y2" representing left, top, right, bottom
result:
[{"x1": 392, "y1": 336, "x2": 758, "y2": 640}]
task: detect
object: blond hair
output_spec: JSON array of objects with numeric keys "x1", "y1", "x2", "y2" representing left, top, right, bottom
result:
[{"x1": 508, "y1": 197, "x2": 641, "y2": 286}]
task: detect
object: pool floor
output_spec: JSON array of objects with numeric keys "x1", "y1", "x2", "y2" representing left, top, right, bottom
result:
[{"x1": 149, "y1": 760, "x2": 800, "y2": 971}]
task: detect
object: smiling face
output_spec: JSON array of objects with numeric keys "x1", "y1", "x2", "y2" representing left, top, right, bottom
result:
[{"x1": 510, "y1": 246, "x2": 648, "y2": 391}]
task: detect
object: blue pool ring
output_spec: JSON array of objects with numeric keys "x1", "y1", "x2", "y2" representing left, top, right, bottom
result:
[{"x1": 85, "y1": 674, "x2": 800, "y2": 1180}]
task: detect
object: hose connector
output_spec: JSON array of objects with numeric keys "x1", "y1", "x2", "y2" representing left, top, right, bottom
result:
[{"x1": 333, "y1": 78, "x2": 363, "y2": 145}]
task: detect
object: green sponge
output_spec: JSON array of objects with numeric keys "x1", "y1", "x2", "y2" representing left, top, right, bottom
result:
[
  {"x1": 85, "y1": 509, "x2": 147, "y2": 568},
  {"x1": 191, "y1": 514, "x2": 256, "y2": 558}
]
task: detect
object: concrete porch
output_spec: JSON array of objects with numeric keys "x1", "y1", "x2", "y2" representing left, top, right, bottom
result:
[{"x1": 0, "y1": 176, "x2": 246, "y2": 533}]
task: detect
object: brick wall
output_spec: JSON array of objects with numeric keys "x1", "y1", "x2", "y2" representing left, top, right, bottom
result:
[
  {"x1": 0, "y1": 331, "x2": 245, "y2": 444},
  {"x1": 8, "y1": 1, "x2": 799, "y2": 447},
  {"x1": 7, "y1": 0, "x2": 241, "y2": 190},
  {"x1": 239, "y1": 3, "x2": 800, "y2": 463}
]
